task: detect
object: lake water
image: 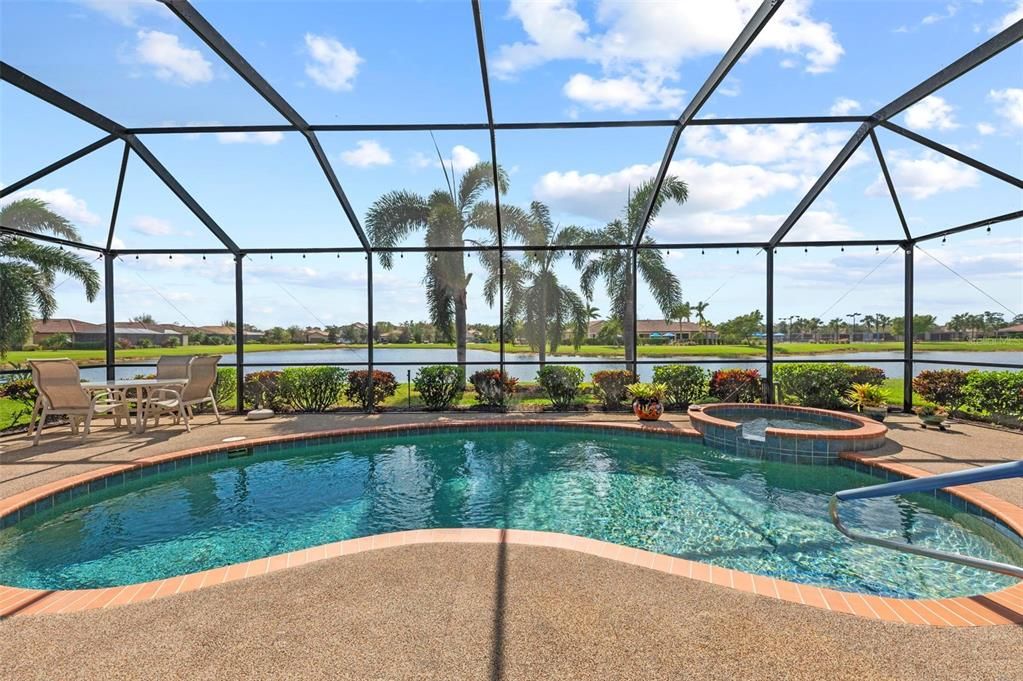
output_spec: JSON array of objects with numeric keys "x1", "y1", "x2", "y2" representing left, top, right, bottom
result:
[{"x1": 84, "y1": 347, "x2": 1022, "y2": 382}]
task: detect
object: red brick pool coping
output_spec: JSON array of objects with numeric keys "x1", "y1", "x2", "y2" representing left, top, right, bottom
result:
[{"x1": 1, "y1": 420, "x2": 1020, "y2": 625}]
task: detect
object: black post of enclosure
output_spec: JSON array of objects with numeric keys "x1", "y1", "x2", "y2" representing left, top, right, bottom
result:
[
  {"x1": 765, "y1": 248, "x2": 774, "y2": 400},
  {"x1": 234, "y1": 255, "x2": 244, "y2": 414},
  {"x1": 366, "y1": 255, "x2": 374, "y2": 413},
  {"x1": 630, "y1": 249, "x2": 639, "y2": 378},
  {"x1": 903, "y1": 244, "x2": 914, "y2": 413},
  {"x1": 104, "y1": 253, "x2": 115, "y2": 381}
]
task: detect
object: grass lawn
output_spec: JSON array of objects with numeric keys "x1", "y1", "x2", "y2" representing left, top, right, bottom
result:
[{"x1": 4, "y1": 338, "x2": 1022, "y2": 369}]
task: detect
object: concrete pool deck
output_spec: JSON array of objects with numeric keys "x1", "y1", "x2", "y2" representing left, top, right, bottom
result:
[{"x1": 1, "y1": 412, "x2": 1021, "y2": 678}]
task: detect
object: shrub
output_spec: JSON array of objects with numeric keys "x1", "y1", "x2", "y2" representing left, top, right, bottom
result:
[
  {"x1": 213, "y1": 367, "x2": 237, "y2": 407},
  {"x1": 774, "y1": 363, "x2": 855, "y2": 409},
  {"x1": 709, "y1": 368, "x2": 761, "y2": 403},
  {"x1": 964, "y1": 371, "x2": 1023, "y2": 419},
  {"x1": 414, "y1": 366, "x2": 465, "y2": 410},
  {"x1": 163, "y1": 337, "x2": 180, "y2": 348},
  {"x1": 846, "y1": 365, "x2": 886, "y2": 386},
  {"x1": 137, "y1": 338, "x2": 153, "y2": 349},
  {"x1": 652, "y1": 365, "x2": 708, "y2": 407},
  {"x1": 278, "y1": 366, "x2": 347, "y2": 412},
  {"x1": 116, "y1": 338, "x2": 132, "y2": 349},
  {"x1": 345, "y1": 370, "x2": 398, "y2": 410},
  {"x1": 244, "y1": 370, "x2": 285, "y2": 410},
  {"x1": 469, "y1": 369, "x2": 517, "y2": 408},
  {"x1": 913, "y1": 369, "x2": 971, "y2": 414},
  {"x1": 590, "y1": 369, "x2": 637, "y2": 409},
  {"x1": 536, "y1": 366, "x2": 585, "y2": 409},
  {"x1": 207, "y1": 335, "x2": 226, "y2": 346},
  {"x1": 626, "y1": 382, "x2": 667, "y2": 402},
  {"x1": 0, "y1": 377, "x2": 37, "y2": 429},
  {"x1": 41, "y1": 333, "x2": 71, "y2": 350}
]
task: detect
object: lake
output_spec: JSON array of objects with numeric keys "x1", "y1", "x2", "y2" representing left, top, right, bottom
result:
[{"x1": 85, "y1": 347, "x2": 1023, "y2": 382}]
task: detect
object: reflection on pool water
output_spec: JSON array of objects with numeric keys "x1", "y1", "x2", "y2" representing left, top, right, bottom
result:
[{"x1": 0, "y1": 430, "x2": 1019, "y2": 598}]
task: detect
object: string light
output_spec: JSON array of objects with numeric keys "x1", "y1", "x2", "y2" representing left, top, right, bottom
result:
[
  {"x1": 840, "y1": 246, "x2": 844, "y2": 252},
  {"x1": 942, "y1": 236, "x2": 946, "y2": 244},
  {"x1": 302, "y1": 253, "x2": 306, "y2": 259},
  {"x1": 202, "y1": 255, "x2": 206, "y2": 260},
  {"x1": 270, "y1": 254, "x2": 273, "y2": 260},
  {"x1": 701, "y1": 249, "x2": 704, "y2": 255}
]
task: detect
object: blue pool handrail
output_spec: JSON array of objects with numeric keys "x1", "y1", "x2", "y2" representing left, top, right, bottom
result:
[{"x1": 830, "y1": 460, "x2": 1023, "y2": 579}]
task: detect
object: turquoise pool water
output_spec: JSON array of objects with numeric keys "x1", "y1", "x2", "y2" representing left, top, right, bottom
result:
[{"x1": 0, "y1": 430, "x2": 1019, "y2": 598}]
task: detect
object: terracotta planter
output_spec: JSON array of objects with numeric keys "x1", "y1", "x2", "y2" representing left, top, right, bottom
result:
[{"x1": 632, "y1": 398, "x2": 664, "y2": 421}]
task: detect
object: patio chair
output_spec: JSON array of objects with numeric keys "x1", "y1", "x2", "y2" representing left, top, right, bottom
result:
[
  {"x1": 155, "y1": 354, "x2": 194, "y2": 381},
  {"x1": 27, "y1": 359, "x2": 128, "y2": 445},
  {"x1": 142, "y1": 355, "x2": 222, "y2": 431}
]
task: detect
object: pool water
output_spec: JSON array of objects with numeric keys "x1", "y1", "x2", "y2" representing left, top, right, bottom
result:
[
  {"x1": 0, "y1": 430, "x2": 1019, "y2": 598},
  {"x1": 739, "y1": 417, "x2": 834, "y2": 441}
]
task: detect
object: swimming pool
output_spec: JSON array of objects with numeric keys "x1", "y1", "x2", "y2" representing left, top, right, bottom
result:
[{"x1": 2, "y1": 427, "x2": 1018, "y2": 600}]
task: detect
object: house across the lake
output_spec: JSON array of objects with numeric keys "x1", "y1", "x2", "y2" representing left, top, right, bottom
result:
[{"x1": 587, "y1": 319, "x2": 716, "y2": 343}]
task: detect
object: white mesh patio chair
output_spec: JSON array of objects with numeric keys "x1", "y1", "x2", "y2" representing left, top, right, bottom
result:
[
  {"x1": 155, "y1": 354, "x2": 194, "y2": 381},
  {"x1": 27, "y1": 359, "x2": 127, "y2": 445},
  {"x1": 142, "y1": 355, "x2": 222, "y2": 431}
]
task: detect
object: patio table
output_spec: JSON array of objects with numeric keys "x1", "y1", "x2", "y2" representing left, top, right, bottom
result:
[{"x1": 80, "y1": 379, "x2": 186, "y2": 434}]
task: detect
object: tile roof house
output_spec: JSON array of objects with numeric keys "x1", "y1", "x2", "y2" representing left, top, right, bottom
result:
[{"x1": 587, "y1": 319, "x2": 716, "y2": 341}]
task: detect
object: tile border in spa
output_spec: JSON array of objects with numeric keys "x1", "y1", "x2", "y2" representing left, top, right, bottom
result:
[{"x1": 0, "y1": 420, "x2": 1020, "y2": 625}]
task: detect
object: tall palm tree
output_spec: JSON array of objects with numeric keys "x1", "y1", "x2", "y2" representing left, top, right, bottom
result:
[
  {"x1": 666, "y1": 301, "x2": 692, "y2": 345},
  {"x1": 365, "y1": 161, "x2": 508, "y2": 367},
  {"x1": 693, "y1": 301, "x2": 709, "y2": 329},
  {"x1": 571, "y1": 177, "x2": 688, "y2": 363},
  {"x1": 0, "y1": 198, "x2": 101, "y2": 357},
  {"x1": 480, "y1": 202, "x2": 589, "y2": 365},
  {"x1": 828, "y1": 317, "x2": 843, "y2": 341}
]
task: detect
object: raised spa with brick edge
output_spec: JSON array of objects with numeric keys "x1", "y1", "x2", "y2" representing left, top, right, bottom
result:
[{"x1": 689, "y1": 403, "x2": 888, "y2": 465}]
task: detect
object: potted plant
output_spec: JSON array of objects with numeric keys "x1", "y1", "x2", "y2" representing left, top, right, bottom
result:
[
  {"x1": 844, "y1": 382, "x2": 890, "y2": 422},
  {"x1": 627, "y1": 382, "x2": 667, "y2": 421},
  {"x1": 914, "y1": 404, "x2": 949, "y2": 430}
]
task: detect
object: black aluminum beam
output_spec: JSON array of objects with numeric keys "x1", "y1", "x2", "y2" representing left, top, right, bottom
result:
[
  {"x1": 0, "y1": 61, "x2": 124, "y2": 135},
  {"x1": 634, "y1": 0, "x2": 784, "y2": 248},
  {"x1": 105, "y1": 141, "x2": 131, "y2": 252},
  {"x1": 765, "y1": 248, "x2": 774, "y2": 391},
  {"x1": 126, "y1": 135, "x2": 240, "y2": 253},
  {"x1": 873, "y1": 18, "x2": 1023, "y2": 122},
  {"x1": 0, "y1": 225, "x2": 104, "y2": 253},
  {"x1": 911, "y1": 210, "x2": 1023, "y2": 243},
  {"x1": 123, "y1": 116, "x2": 871, "y2": 136},
  {"x1": 776, "y1": 239, "x2": 906, "y2": 249},
  {"x1": 869, "y1": 130, "x2": 912, "y2": 241},
  {"x1": 767, "y1": 122, "x2": 873, "y2": 248},
  {"x1": 161, "y1": 0, "x2": 371, "y2": 251},
  {"x1": 903, "y1": 245, "x2": 913, "y2": 413},
  {"x1": 471, "y1": 0, "x2": 507, "y2": 379},
  {"x1": 104, "y1": 253, "x2": 115, "y2": 381},
  {"x1": 0, "y1": 134, "x2": 118, "y2": 199},
  {"x1": 234, "y1": 254, "x2": 245, "y2": 413},
  {"x1": 880, "y1": 121, "x2": 1023, "y2": 189}
]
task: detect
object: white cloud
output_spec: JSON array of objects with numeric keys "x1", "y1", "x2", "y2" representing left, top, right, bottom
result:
[
  {"x1": 866, "y1": 151, "x2": 978, "y2": 199},
  {"x1": 533, "y1": 157, "x2": 798, "y2": 225},
  {"x1": 681, "y1": 123, "x2": 858, "y2": 177},
  {"x1": 922, "y1": 4, "x2": 958, "y2": 25},
  {"x1": 340, "y1": 140, "x2": 393, "y2": 168},
  {"x1": 448, "y1": 145, "x2": 481, "y2": 172},
  {"x1": 903, "y1": 95, "x2": 958, "y2": 130},
  {"x1": 493, "y1": 0, "x2": 843, "y2": 113},
  {"x1": 829, "y1": 97, "x2": 860, "y2": 115},
  {"x1": 3, "y1": 188, "x2": 100, "y2": 226},
  {"x1": 976, "y1": 122, "x2": 997, "y2": 135},
  {"x1": 563, "y1": 74, "x2": 683, "y2": 111},
  {"x1": 134, "y1": 30, "x2": 213, "y2": 85},
  {"x1": 782, "y1": 210, "x2": 860, "y2": 241},
  {"x1": 130, "y1": 216, "x2": 173, "y2": 236},
  {"x1": 989, "y1": 88, "x2": 1023, "y2": 127},
  {"x1": 79, "y1": 0, "x2": 165, "y2": 26},
  {"x1": 215, "y1": 131, "x2": 285, "y2": 145},
  {"x1": 991, "y1": 1, "x2": 1023, "y2": 32},
  {"x1": 304, "y1": 34, "x2": 362, "y2": 91}
]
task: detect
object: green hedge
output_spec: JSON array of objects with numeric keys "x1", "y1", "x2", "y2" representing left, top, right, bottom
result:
[
  {"x1": 280, "y1": 366, "x2": 348, "y2": 412},
  {"x1": 652, "y1": 365, "x2": 708, "y2": 407},
  {"x1": 536, "y1": 366, "x2": 584, "y2": 409},
  {"x1": 414, "y1": 366, "x2": 465, "y2": 410},
  {"x1": 963, "y1": 371, "x2": 1023, "y2": 419},
  {"x1": 774, "y1": 363, "x2": 887, "y2": 409},
  {"x1": 590, "y1": 369, "x2": 637, "y2": 409}
]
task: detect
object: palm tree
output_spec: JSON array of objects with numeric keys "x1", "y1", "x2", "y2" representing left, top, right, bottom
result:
[
  {"x1": 480, "y1": 202, "x2": 589, "y2": 365},
  {"x1": 693, "y1": 301, "x2": 709, "y2": 329},
  {"x1": 666, "y1": 301, "x2": 692, "y2": 345},
  {"x1": 572, "y1": 177, "x2": 688, "y2": 363},
  {"x1": 828, "y1": 317, "x2": 843, "y2": 342},
  {"x1": 805, "y1": 317, "x2": 822, "y2": 342},
  {"x1": 365, "y1": 161, "x2": 508, "y2": 367},
  {"x1": 0, "y1": 198, "x2": 101, "y2": 357}
]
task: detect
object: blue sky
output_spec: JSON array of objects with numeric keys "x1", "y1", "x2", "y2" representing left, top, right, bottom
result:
[{"x1": 1, "y1": 0, "x2": 1021, "y2": 333}]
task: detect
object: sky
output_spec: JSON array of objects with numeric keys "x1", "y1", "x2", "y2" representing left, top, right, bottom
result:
[{"x1": 1, "y1": 0, "x2": 1021, "y2": 334}]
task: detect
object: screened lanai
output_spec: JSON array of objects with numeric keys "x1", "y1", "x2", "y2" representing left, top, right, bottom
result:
[{"x1": 2, "y1": 0, "x2": 1022, "y2": 414}]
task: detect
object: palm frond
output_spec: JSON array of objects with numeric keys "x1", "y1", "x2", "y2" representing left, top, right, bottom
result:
[
  {"x1": 0, "y1": 198, "x2": 81, "y2": 241},
  {"x1": 365, "y1": 190, "x2": 430, "y2": 268}
]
